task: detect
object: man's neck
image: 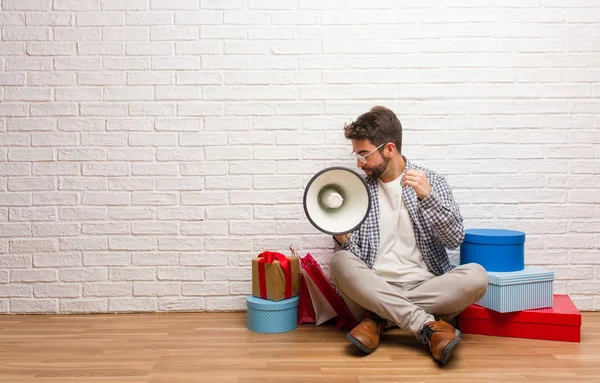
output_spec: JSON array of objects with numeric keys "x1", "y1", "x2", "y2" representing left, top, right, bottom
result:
[{"x1": 379, "y1": 155, "x2": 406, "y2": 183}]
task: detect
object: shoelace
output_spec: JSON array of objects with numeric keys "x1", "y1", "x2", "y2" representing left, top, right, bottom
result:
[{"x1": 421, "y1": 323, "x2": 441, "y2": 345}]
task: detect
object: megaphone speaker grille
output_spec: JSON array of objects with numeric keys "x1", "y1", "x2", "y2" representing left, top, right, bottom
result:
[{"x1": 303, "y1": 167, "x2": 371, "y2": 236}]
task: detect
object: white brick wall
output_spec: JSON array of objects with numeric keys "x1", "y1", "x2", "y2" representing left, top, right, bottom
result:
[{"x1": 0, "y1": 1, "x2": 599, "y2": 314}]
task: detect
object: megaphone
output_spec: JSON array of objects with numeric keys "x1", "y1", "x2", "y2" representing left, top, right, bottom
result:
[{"x1": 303, "y1": 167, "x2": 371, "y2": 236}]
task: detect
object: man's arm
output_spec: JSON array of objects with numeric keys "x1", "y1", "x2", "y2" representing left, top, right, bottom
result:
[
  {"x1": 333, "y1": 232, "x2": 362, "y2": 257},
  {"x1": 418, "y1": 175, "x2": 465, "y2": 249}
]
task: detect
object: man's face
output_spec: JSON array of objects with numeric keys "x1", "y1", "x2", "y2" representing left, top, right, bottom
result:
[{"x1": 351, "y1": 139, "x2": 389, "y2": 181}]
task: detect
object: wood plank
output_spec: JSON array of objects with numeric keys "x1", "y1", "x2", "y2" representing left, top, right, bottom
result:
[{"x1": 0, "y1": 312, "x2": 597, "y2": 382}]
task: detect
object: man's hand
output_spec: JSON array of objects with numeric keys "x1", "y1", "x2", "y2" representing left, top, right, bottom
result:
[
  {"x1": 402, "y1": 170, "x2": 431, "y2": 200},
  {"x1": 334, "y1": 233, "x2": 351, "y2": 245}
]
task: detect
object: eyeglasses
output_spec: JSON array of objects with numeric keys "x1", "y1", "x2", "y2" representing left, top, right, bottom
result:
[{"x1": 351, "y1": 143, "x2": 385, "y2": 164}]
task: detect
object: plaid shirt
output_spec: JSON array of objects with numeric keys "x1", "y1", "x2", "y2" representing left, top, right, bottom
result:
[{"x1": 334, "y1": 158, "x2": 465, "y2": 276}]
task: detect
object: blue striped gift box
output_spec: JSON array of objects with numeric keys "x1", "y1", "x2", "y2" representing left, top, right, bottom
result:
[{"x1": 476, "y1": 267, "x2": 554, "y2": 313}]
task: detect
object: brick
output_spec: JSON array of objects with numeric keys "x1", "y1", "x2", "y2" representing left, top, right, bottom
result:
[
  {"x1": 8, "y1": 177, "x2": 56, "y2": 191},
  {"x1": 110, "y1": 267, "x2": 158, "y2": 280},
  {"x1": 0, "y1": 223, "x2": 31, "y2": 237},
  {"x1": 151, "y1": 26, "x2": 199, "y2": 40},
  {"x1": 104, "y1": 86, "x2": 154, "y2": 101},
  {"x1": 77, "y1": 12, "x2": 124, "y2": 26},
  {"x1": 180, "y1": 191, "x2": 229, "y2": 205},
  {"x1": 205, "y1": 206, "x2": 252, "y2": 220},
  {"x1": 0, "y1": 163, "x2": 31, "y2": 176},
  {"x1": 230, "y1": 161, "x2": 276, "y2": 175},
  {"x1": 159, "y1": 298, "x2": 205, "y2": 311},
  {"x1": 32, "y1": 223, "x2": 80, "y2": 236},
  {"x1": 34, "y1": 191, "x2": 78, "y2": 206},
  {"x1": 58, "y1": 119, "x2": 105, "y2": 131},
  {"x1": 109, "y1": 236, "x2": 156, "y2": 251},
  {"x1": 0, "y1": 193, "x2": 32, "y2": 206},
  {"x1": 206, "y1": 296, "x2": 245, "y2": 311},
  {"x1": 181, "y1": 221, "x2": 228, "y2": 235},
  {"x1": 55, "y1": 88, "x2": 103, "y2": 101},
  {"x1": 156, "y1": 177, "x2": 204, "y2": 191},
  {"x1": 125, "y1": 42, "x2": 173, "y2": 56},
  {"x1": 158, "y1": 267, "x2": 203, "y2": 281},
  {"x1": 32, "y1": 133, "x2": 78, "y2": 146},
  {"x1": 80, "y1": 103, "x2": 128, "y2": 117},
  {"x1": 81, "y1": 133, "x2": 127, "y2": 147},
  {"x1": 60, "y1": 237, "x2": 107, "y2": 251},
  {"x1": 108, "y1": 207, "x2": 156, "y2": 220},
  {"x1": 34, "y1": 284, "x2": 80, "y2": 298},
  {"x1": 11, "y1": 299, "x2": 57, "y2": 314},
  {"x1": 82, "y1": 222, "x2": 130, "y2": 235},
  {"x1": 133, "y1": 253, "x2": 177, "y2": 266},
  {"x1": 132, "y1": 222, "x2": 178, "y2": 235},
  {"x1": 176, "y1": 41, "x2": 221, "y2": 56},
  {"x1": 133, "y1": 282, "x2": 179, "y2": 296},
  {"x1": 156, "y1": 148, "x2": 204, "y2": 161},
  {"x1": 132, "y1": 163, "x2": 178, "y2": 176},
  {"x1": 61, "y1": 299, "x2": 108, "y2": 313},
  {"x1": 126, "y1": 11, "x2": 171, "y2": 25},
  {"x1": 132, "y1": 192, "x2": 177, "y2": 205},
  {"x1": 9, "y1": 207, "x2": 56, "y2": 221},
  {"x1": 58, "y1": 148, "x2": 106, "y2": 161},
  {"x1": 158, "y1": 238, "x2": 204, "y2": 251},
  {"x1": 27, "y1": 42, "x2": 75, "y2": 56},
  {"x1": 102, "y1": 0, "x2": 148, "y2": 11},
  {"x1": 103, "y1": 58, "x2": 149, "y2": 70},
  {"x1": 182, "y1": 282, "x2": 227, "y2": 296},
  {"x1": 109, "y1": 298, "x2": 157, "y2": 312},
  {"x1": 33, "y1": 252, "x2": 81, "y2": 267},
  {"x1": 3, "y1": 0, "x2": 50, "y2": 10},
  {"x1": 158, "y1": 207, "x2": 206, "y2": 221},
  {"x1": 78, "y1": 42, "x2": 124, "y2": 55},
  {"x1": 205, "y1": 267, "x2": 249, "y2": 281},
  {"x1": 60, "y1": 268, "x2": 108, "y2": 282},
  {"x1": 84, "y1": 283, "x2": 131, "y2": 297},
  {"x1": 59, "y1": 207, "x2": 106, "y2": 221},
  {"x1": 156, "y1": 86, "x2": 201, "y2": 101},
  {"x1": 109, "y1": 177, "x2": 154, "y2": 190},
  {"x1": 130, "y1": 102, "x2": 177, "y2": 116},
  {"x1": 230, "y1": 191, "x2": 276, "y2": 204},
  {"x1": 54, "y1": 27, "x2": 101, "y2": 41},
  {"x1": 106, "y1": 119, "x2": 153, "y2": 131},
  {"x1": 82, "y1": 163, "x2": 129, "y2": 176}
]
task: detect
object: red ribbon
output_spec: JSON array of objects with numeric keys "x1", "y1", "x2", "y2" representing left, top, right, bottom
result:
[{"x1": 257, "y1": 251, "x2": 292, "y2": 300}]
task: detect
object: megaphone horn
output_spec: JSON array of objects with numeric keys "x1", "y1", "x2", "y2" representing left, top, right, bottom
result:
[{"x1": 303, "y1": 167, "x2": 371, "y2": 236}]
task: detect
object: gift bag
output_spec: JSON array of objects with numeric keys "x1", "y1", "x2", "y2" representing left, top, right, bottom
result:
[
  {"x1": 302, "y1": 268, "x2": 336, "y2": 325},
  {"x1": 300, "y1": 253, "x2": 359, "y2": 330},
  {"x1": 297, "y1": 270, "x2": 316, "y2": 325}
]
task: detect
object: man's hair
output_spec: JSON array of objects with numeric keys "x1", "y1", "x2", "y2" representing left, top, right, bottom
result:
[{"x1": 343, "y1": 106, "x2": 402, "y2": 153}]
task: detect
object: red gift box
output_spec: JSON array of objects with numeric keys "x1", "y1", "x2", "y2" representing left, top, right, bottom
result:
[{"x1": 458, "y1": 294, "x2": 581, "y2": 342}]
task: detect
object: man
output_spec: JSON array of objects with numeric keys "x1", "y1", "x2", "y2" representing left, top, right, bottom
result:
[{"x1": 329, "y1": 106, "x2": 488, "y2": 365}]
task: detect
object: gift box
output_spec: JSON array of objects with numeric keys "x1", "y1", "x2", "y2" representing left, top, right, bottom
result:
[
  {"x1": 246, "y1": 295, "x2": 299, "y2": 334},
  {"x1": 459, "y1": 294, "x2": 581, "y2": 342},
  {"x1": 251, "y1": 251, "x2": 300, "y2": 302},
  {"x1": 460, "y1": 228, "x2": 525, "y2": 272},
  {"x1": 476, "y1": 266, "x2": 554, "y2": 313}
]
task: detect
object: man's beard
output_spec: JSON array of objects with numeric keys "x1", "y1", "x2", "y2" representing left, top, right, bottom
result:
[{"x1": 365, "y1": 157, "x2": 389, "y2": 181}]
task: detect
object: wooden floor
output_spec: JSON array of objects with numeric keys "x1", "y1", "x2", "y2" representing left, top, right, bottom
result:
[{"x1": 0, "y1": 312, "x2": 598, "y2": 383}]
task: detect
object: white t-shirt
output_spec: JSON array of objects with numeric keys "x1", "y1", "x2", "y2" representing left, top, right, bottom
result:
[{"x1": 372, "y1": 175, "x2": 435, "y2": 284}]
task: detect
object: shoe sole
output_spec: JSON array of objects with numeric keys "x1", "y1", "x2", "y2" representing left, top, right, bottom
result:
[
  {"x1": 439, "y1": 337, "x2": 461, "y2": 365},
  {"x1": 347, "y1": 333, "x2": 375, "y2": 354}
]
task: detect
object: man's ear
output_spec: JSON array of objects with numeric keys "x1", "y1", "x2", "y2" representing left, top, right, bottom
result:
[{"x1": 385, "y1": 142, "x2": 396, "y2": 156}]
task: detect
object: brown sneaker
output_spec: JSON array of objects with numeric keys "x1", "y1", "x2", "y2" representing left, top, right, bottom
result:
[
  {"x1": 347, "y1": 316, "x2": 387, "y2": 354},
  {"x1": 421, "y1": 319, "x2": 461, "y2": 365}
]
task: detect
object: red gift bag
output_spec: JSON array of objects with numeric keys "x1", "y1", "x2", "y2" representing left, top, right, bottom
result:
[
  {"x1": 300, "y1": 253, "x2": 358, "y2": 330},
  {"x1": 297, "y1": 270, "x2": 316, "y2": 325}
]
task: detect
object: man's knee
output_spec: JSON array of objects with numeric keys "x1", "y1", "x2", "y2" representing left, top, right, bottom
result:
[
  {"x1": 464, "y1": 263, "x2": 489, "y2": 299},
  {"x1": 329, "y1": 250, "x2": 354, "y2": 279}
]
